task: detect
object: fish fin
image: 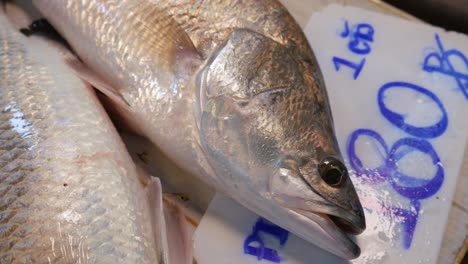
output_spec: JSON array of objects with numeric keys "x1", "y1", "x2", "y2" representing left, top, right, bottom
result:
[
  {"x1": 3, "y1": 1, "x2": 33, "y2": 30},
  {"x1": 145, "y1": 172, "x2": 194, "y2": 264},
  {"x1": 63, "y1": 57, "x2": 148, "y2": 135},
  {"x1": 147, "y1": 177, "x2": 194, "y2": 264},
  {"x1": 146, "y1": 177, "x2": 171, "y2": 264},
  {"x1": 131, "y1": 3, "x2": 201, "y2": 68},
  {"x1": 121, "y1": 3, "x2": 202, "y2": 95},
  {"x1": 64, "y1": 57, "x2": 130, "y2": 108},
  {"x1": 163, "y1": 197, "x2": 194, "y2": 264}
]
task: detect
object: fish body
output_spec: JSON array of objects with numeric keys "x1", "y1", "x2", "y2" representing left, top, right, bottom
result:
[
  {"x1": 33, "y1": 0, "x2": 366, "y2": 259},
  {"x1": 0, "y1": 11, "x2": 163, "y2": 263}
]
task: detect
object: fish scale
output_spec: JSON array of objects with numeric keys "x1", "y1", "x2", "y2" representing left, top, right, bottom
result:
[
  {"x1": 0, "y1": 13, "x2": 161, "y2": 263},
  {"x1": 34, "y1": 0, "x2": 367, "y2": 259}
]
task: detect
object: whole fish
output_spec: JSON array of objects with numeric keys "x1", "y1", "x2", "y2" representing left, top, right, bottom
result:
[
  {"x1": 33, "y1": 0, "x2": 366, "y2": 258},
  {"x1": 0, "y1": 7, "x2": 188, "y2": 263}
]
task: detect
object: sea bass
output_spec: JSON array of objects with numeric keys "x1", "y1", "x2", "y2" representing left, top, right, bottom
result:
[
  {"x1": 33, "y1": 0, "x2": 366, "y2": 258},
  {"x1": 0, "y1": 7, "x2": 181, "y2": 263}
]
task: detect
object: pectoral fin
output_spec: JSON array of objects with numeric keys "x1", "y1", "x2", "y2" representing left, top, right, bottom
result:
[
  {"x1": 146, "y1": 177, "x2": 171, "y2": 264},
  {"x1": 138, "y1": 5, "x2": 200, "y2": 62},
  {"x1": 146, "y1": 177, "x2": 194, "y2": 264},
  {"x1": 64, "y1": 57, "x2": 130, "y2": 108},
  {"x1": 163, "y1": 198, "x2": 193, "y2": 264},
  {"x1": 127, "y1": 2, "x2": 201, "y2": 87}
]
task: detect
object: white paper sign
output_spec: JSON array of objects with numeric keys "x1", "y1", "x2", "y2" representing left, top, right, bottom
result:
[
  {"x1": 194, "y1": 193, "x2": 346, "y2": 264},
  {"x1": 194, "y1": 5, "x2": 468, "y2": 264}
]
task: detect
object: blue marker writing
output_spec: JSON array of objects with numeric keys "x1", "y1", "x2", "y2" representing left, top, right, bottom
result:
[
  {"x1": 333, "y1": 57, "x2": 366, "y2": 80},
  {"x1": 347, "y1": 128, "x2": 444, "y2": 249},
  {"x1": 244, "y1": 218, "x2": 289, "y2": 263},
  {"x1": 347, "y1": 23, "x2": 374, "y2": 55},
  {"x1": 378, "y1": 81, "x2": 448, "y2": 138},
  {"x1": 333, "y1": 20, "x2": 375, "y2": 80},
  {"x1": 423, "y1": 33, "x2": 468, "y2": 100}
]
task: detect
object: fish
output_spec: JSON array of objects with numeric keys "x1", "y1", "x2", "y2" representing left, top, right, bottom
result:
[
  {"x1": 0, "y1": 5, "x2": 192, "y2": 263},
  {"x1": 33, "y1": 0, "x2": 366, "y2": 259}
]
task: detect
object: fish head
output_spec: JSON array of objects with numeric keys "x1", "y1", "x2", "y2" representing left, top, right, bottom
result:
[{"x1": 197, "y1": 28, "x2": 365, "y2": 254}]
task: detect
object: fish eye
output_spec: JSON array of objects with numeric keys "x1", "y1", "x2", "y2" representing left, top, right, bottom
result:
[{"x1": 318, "y1": 157, "x2": 347, "y2": 187}]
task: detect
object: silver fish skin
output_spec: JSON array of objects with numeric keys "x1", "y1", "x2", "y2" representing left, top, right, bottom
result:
[
  {"x1": 33, "y1": 0, "x2": 366, "y2": 259},
  {"x1": 0, "y1": 11, "x2": 164, "y2": 264}
]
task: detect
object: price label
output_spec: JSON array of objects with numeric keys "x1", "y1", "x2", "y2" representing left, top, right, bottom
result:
[
  {"x1": 306, "y1": 5, "x2": 468, "y2": 263},
  {"x1": 194, "y1": 5, "x2": 468, "y2": 264}
]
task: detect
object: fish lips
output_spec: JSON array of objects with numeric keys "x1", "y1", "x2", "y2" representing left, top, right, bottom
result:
[
  {"x1": 321, "y1": 198, "x2": 366, "y2": 235},
  {"x1": 292, "y1": 207, "x2": 362, "y2": 259},
  {"x1": 273, "y1": 194, "x2": 365, "y2": 255}
]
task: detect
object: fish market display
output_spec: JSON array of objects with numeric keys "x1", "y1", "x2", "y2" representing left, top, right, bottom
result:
[
  {"x1": 0, "y1": 9, "x2": 167, "y2": 263},
  {"x1": 33, "y1": 0, "x2": 366, "y2": 259}
]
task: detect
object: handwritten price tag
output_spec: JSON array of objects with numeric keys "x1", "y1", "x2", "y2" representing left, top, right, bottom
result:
[
  {"x1": 193, "y1": 5, "x2": 468, "y2": 264},
  {"x1": 305, "y1": 4, "x2": 468, "y2": 263}
]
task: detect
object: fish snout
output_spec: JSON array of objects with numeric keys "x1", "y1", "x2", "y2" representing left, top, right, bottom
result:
[{"x1": 329, "y1": 203, "x2": 366, "y2": 235}]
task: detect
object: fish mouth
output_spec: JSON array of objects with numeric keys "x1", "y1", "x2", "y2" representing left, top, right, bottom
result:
[
  {"x1": 274, "y1": 194, "x2": 365, "y2": 234},
  {"x1": 324, "y1": 202, "x2": 365, "y2": 235},
  {"x1": 329, "y1": 213, "x2": 364, "y2": 235},
  {"x1": 273, "y1": 194, "x2": 364, "y2": 257},
  {"x1": 291, "y1": 207, "x2": 361, "y2": 257}
]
